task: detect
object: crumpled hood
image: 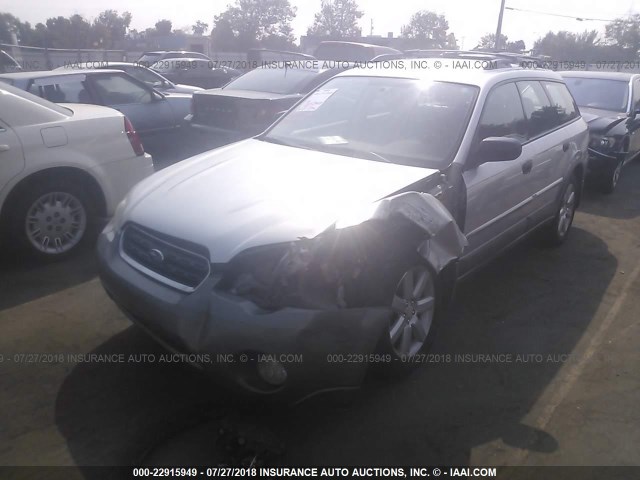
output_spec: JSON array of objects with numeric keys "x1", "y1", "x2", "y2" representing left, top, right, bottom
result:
[
  {"x1": 580, "y1": 107, "x2": 628, "y2": 134},
  {"x1": 122, "y1": 139, "x2": 439, "y2": 262}
]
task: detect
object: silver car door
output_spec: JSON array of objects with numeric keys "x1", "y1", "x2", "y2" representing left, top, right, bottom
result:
[
  {"x1": 534, "y1": 81, "x2": 583, "y2": 221},
  {"x1": 514, "y1": 80, "x2": 567, "y2": 226},
  {"x1": 461, "y1": 82, "x2": 530, "y2": 270},
  {"x1": 89, "y1": 72, "x2": 175, "y2": 135}
]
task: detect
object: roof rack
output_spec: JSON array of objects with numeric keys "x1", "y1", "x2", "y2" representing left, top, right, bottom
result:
[{"x1": 370, "y1": 49, "x2": 551, "y2": 70}]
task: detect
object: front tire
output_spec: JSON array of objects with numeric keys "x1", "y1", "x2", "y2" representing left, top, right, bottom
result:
[
  {"x1": 374, "y1": 261, "x2": 441, "y2": 376},
  {"x1": 7, "y1": 179, "x2": 95, "y2": 259},
  {"x1": 600, "y1": 159, "x2": 623, "y2": 194}
]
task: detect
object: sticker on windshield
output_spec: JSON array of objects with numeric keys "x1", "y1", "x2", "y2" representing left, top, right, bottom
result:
[
  {"x1": 298, "y1": 88, "x2": 337, "y2": 111},
  {"x1": 319, "y1": 136, "x2": 348, "y2": 145}
]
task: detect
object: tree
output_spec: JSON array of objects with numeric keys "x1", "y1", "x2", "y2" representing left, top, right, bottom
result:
[
  {"x1": 605, "y1": 14, "x2": 640, "y2": 53},
  {"x1": 445, "y1": 33, "x2": 459, "y2": 49},
  {"x1": 93, "y1": 10, "x2": 132, "y2": 48},
  {"x1": 155, "y1": 19, "x2": 173, "y2": 36},
  {"x1": 44, "y1": 16, "x2": 75, "y2": 48},
  {"x1": 401, "y1": 11, "x2": 451, "y2": 49},
  {"x1": 306, "y1": 0, "x2": 363, "y2": 37},
  {"x1": 192, "y1": 20, "x2": 209, "y2": 36},
  {"x1": 532, "y1": 30, "x2": 615, "y2": 62},
  {"x1": 476, "y1": 33, "x2": 507, "y2": 50},
  {"x1": 476, "y1": 33, "x2": 525, "y2": 52},
  {"x1": 211, "y1": 0, "x2": 297, "y2": 51},
  {"x1": 0, "y1": 13, "x2": 21, "y2": 43}
]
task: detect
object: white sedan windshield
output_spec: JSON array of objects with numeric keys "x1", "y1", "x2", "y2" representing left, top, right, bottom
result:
[{"x1": 264, "y1": 76, "x2": 478, "y2": 168}]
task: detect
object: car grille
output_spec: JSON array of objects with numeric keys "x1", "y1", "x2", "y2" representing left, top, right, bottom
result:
[{"x1": 120, "y1": 224, "x2": 210, "y2": 292}]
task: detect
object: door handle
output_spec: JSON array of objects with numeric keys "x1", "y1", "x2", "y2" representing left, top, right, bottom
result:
[
  {"x1": 562, "y1": 142, "x2": 570, "y2": 152},
  {"x1": 522, "y1": 159, "x2": 533, "y2": 174},
  {"x1": 0, "y1": 144, "x2": 10, "y2": 152}
]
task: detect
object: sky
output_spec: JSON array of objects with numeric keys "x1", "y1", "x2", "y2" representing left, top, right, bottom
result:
[{"x1": 2, "y1": 0, "x2": 638, "y2": 50}]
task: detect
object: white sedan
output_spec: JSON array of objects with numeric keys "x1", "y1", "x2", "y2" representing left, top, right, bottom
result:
[{"x1": 0, "y1": 83, "x2": 154, "y2": 258}]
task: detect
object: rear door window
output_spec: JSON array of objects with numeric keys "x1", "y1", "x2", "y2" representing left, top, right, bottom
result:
[
  {"x1": 28, "y1": 75, "x2": 92, "y2": 103},
  {"x1": 541, "y1": 81, "x2": 579, "y2": 125},
  {"x1": 516, "y1": 81, "x2": 558, "y2": 138}
]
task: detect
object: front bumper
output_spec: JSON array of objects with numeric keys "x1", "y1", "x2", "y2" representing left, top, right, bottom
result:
[{"x1": 96, "y1": 229, "x2": 392, "y2": 403}]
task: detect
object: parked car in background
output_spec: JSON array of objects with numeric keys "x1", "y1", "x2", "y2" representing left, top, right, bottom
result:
[
  {"x1": 98, "y1": 62, "x2": 588, "y2": 401},
  {"x1": 314, "y1": 41, "x2": 401, "y2": 62},
  {"x1": 0, "y1": 70, "x2": 191, "y2": 155},
  {"x1": 150, "y1": 58, "x2": 241, "y2": 89},
  {"x1": 0, "y1": 82, "x2": 153, "y2": 258},
  {"x1": 187, "y1": 64, "x2": 351, "y2": 142},
  {"x1": 137, "y1": 51, "x2": 212, "y2": 67},
  {"x1": 56, "y1": 62, "x2": 204, "y2": 94},
  {"x1": 561, "y1": 71, "x2": 640, "y2": 193},
  {"x1": 246, "y1": 48, "x2": 316, "y2": 69},
  {"x1": 1, "y1": 50, "x2": 21, "y2": 73}
]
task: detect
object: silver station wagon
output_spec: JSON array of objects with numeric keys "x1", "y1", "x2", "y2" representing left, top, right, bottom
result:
[{"x1": 97, "y1": 59, "x2": 589, "y2": 402}]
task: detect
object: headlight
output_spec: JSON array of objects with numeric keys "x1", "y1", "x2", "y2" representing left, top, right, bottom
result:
[
  {"x1": 102, "y1": 196, "x2": 128, "y2": 237},
  {"x1": 219, "y1": 223, "x2": 391, "y2": 310},
  {"x1": 589, "y1": 135, "x2": 615, "y2": 150}
]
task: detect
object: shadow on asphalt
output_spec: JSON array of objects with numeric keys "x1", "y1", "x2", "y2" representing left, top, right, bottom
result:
[
  {"x1": 0, "y1": 242, "x2": 98, "y2": 311},
  {"x1": 54, "y1": 226, "x2": 617, "y2": 475}
]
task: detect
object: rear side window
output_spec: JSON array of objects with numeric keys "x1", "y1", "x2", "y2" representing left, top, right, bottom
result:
[
  {"x1": 28, "y1": 77, "x2": 91, "y2": 104},
  {"x1": 476, "y1": 83, "x2": 527, "y2": 142},
  {"x1": 516, "y1": 81, "x2": 557, "y2": 138},
  {"x1": 541, "y1": 81, "x2": 579, "y2": 125},
  {"x1": 91, "y1": 74, "x2": 152, "y2": 105}
]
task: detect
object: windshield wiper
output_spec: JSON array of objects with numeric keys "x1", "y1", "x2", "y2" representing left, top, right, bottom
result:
[
  {"x1": 365, "y1": 150, "x2": 392, "y2": 163},
  {"x1": 260, "y1": 136, "x2": 315, "y2": 151},
  {"x1": 320, "y1": 144, "x2": 393, "y2": 163}
]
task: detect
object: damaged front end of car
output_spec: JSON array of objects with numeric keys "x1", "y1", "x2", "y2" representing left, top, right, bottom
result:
[{"x1": 218, "y1": 192, "x2": 468, "y2": 312}]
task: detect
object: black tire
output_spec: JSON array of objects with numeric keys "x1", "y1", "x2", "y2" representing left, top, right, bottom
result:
[
  {"x1": 600, "y1": 159, "x2": 624, "y2": 194},
  {"x1": 541, "y1": 177, "x2": 578, "y2": 247},
  {"x1": 5, "y1": 178, "x2": 97, "y2": 260}
]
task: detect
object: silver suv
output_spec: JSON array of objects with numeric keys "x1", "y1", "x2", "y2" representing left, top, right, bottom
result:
[{"x1": 98, "y1": 61, "x2": 588, "y2": 401}]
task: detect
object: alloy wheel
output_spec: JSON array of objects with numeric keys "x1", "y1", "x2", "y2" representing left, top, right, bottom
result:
[
  {"x1": 557, "y1": 184, "x2": 576, "y2": 238},
  {"x1": 389, "y1": 266, "x2": 436, "y2": 357},
  {"x1": 25, "y1": 191, "x2": 87, "y2": 255}
]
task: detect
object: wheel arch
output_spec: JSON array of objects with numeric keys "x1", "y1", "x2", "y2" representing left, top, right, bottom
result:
[
  {"x1": 0, "y1": 166, "x2": 107, "y2": 224},
  {"x1": 572, "y1": 162, "x2": 585, "y2": 207}
]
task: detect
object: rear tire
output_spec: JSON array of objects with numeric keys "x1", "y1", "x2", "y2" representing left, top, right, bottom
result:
[
  {"x1": 541, "y1": 177, "x2": 578, "y2": 247},
  {"x1": 6, "y1": 178, "x2": 96, "y2": 260}
]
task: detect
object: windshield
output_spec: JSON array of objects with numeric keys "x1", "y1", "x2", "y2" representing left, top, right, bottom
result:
[
  {"x1": 563, "y1": 77, "x2": 629, "y2": 113},
  {"x1": 127, "y1": 66, "x2": 167, "y2": 86},
  {"x1": 263, "y1": 76, "x2": 478, "y2": 169},
  {"x1": 138, "y1": 53, "x2": 163, "y2": 66},
  {"x1": 224, "y1": 68, "x2": 319, "y2": 94}
]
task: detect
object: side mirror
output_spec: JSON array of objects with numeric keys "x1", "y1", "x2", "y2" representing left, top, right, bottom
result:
[{"x1": 469, "y1": 137, "x2": 522, "y2": 169}]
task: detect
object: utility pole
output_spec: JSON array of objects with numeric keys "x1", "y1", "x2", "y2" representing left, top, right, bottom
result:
[{"x1": 494, "y1": 0, "x2": 506, "y2": 50}]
